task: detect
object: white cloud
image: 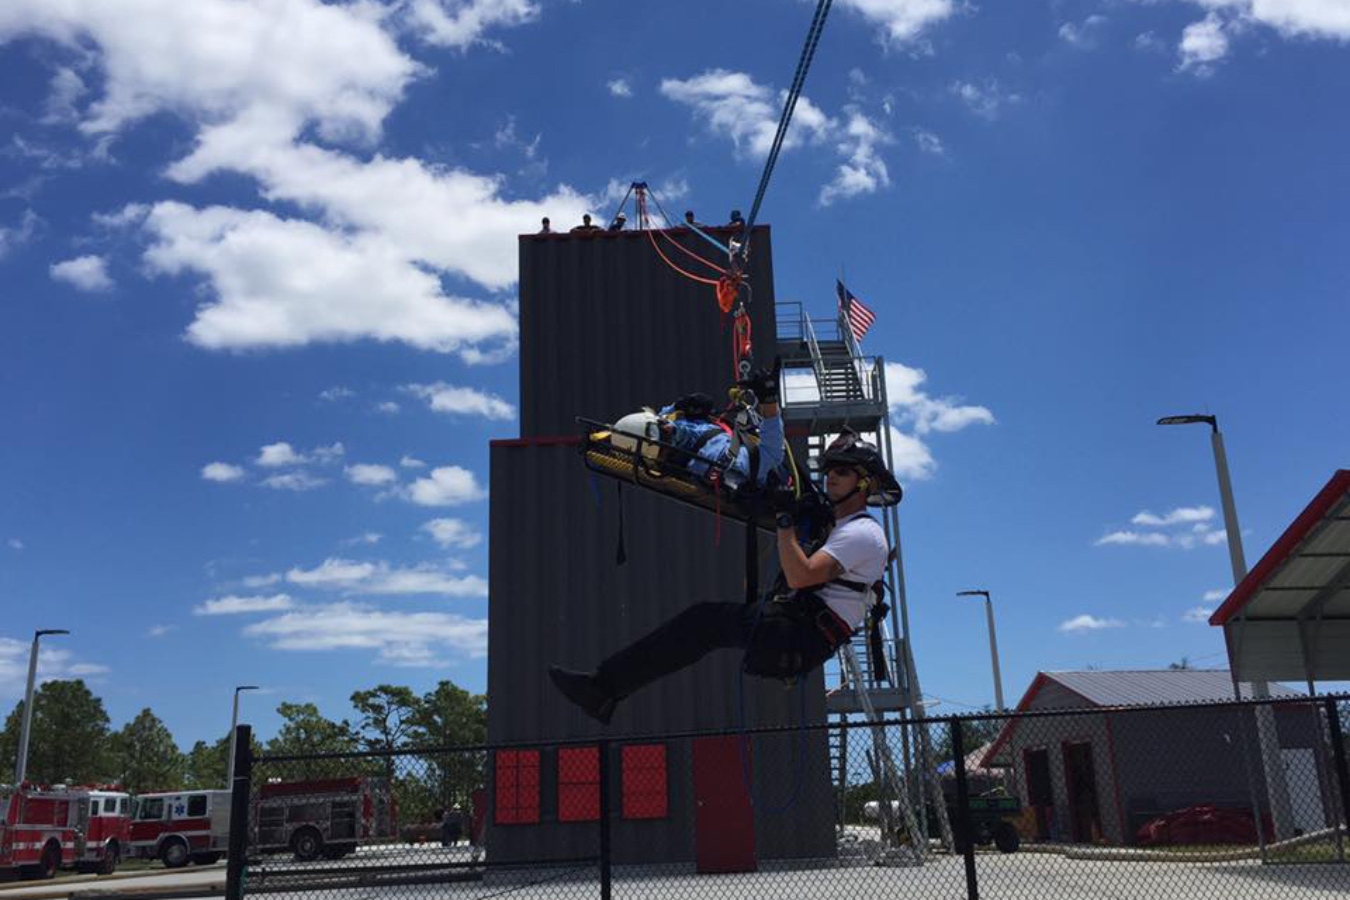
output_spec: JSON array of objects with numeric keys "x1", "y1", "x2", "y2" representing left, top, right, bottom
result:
[
  {"x1": 0, "y1": 0, "x2": 418, "y2": 141},
  {"x1": 345, "y1": 463, "x2": 398, "y2": 486},
  {"x1": 402, "y1": 0, "x2": 541, "y2": 49},
  {"x1": 819, "y1": 109, "x2": 892, "y2": 206},
  {"x1": 312, "y1": 442, "x2": 345, "y2": 464},
  {"x1": 343, "y1": 532, "x2": 383, "y2": 546},
  {"x1": 1180, "y1": 1, "x2": 1350, "y2": 43},
  {"x1": 135, "y1": 202, "x2": 523, "y2": 358},
  {"x1": 0, "y1": 210, "x2": 39, "y2": 260},
  {"x1": 1182, "y1": 606, "x2": 1214, "y2": 624},
  {"x1": 319, "y1": 386, "x2": 355, "y2": 402},
  {"x1": 41, "y1": 66, "x2": 86, "y2": 124},
  {"x1": 404, "y1": 382, "x2": 516, "y2": 419},
  {"x1": 377, "y1": 401, "x2": 402, "y2": 415},
  {"x1": 1203, "y1": 588, "x2": 1229, "y2": 602},
  {"x1": 284, "y1": 556, "x2": 486, "y2": 597},
  {"x1": 1178, "y1": 13, "x2": 1231, "y2": 72},
  {"x1": 1058, "y1": 14, "x2": 1108, "y2": 48},
  {"x1": 835, "y1": 0, "x2": 955, "y2": 43},
  {"x1": 407, "y1": 466, "x2": 487, "y2": 506},
  {"x1": 243, "y1": 602, "x2": 488, "y2": 665},
  {"x1": 195, "y1": 593, "x2": 295, "y2": 615},
  {"x1": 1058, "y1": 614, "x2": 1126, "y2": 633},
  {"x1": 201, "y1": 461, "x2": 246, "y2": 483},
  {"x1": 422, "y1": 517, "x2": 483, "y2": 549},
  {"x1": 884, "y1": 362, "x2": 995, "y2": 435},
  {"x1": 607, "y1": 78, "x2": 633, "y2": 98},
  {"x1": 913, "y1": 128, "x2": 945, "y2": 155},
  {"x1": 0, "y1": 637, "x2": 105, "y2": 697},
  {"x1": 1096, "y1": 530, "x2": 1173, "y2": 547},
  {"x1": 949, "y1": 79, "x2": 1022, "y2": 119},
  {"x1": 888, "y1": 426, "x2": 937, "y2": 481},
  {"x1": 147, "y1": 624, "x2": 174, "y2": 638},
  {"x1": 50, "y1": 254, "x2": 113, "y2": 291},
  {"x1": 255, "y1": 442, "x2": 305, "y2": 468},
  {"x1": 7, "y1": 538, "x2": 25, "y2": 551},
  {"x1": 400, "y1": 455, "x2": 427, "y2": 469},
  {"x1": 243, "y1": 573, "x2": 282, "y2": 588},
  {"x1": 261, "y1": 471, "x2": 327, "y2": 491},
  {"x1": 1134, "y1": 30, "x2": 1168, "y2": 52},
  {"x1": 660, "y1": 69, "x2": 833, "y2": 160},
  {"x1": 1131, "y1": 506, "x2": 1215, "y2": 527}
]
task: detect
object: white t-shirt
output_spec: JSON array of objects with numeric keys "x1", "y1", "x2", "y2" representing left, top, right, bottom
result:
[{"x1": 814, "y1": 511, "x2": 888, "y2": 628}]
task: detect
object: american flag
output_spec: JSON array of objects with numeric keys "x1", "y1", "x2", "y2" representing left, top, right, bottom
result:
[{"x1": 837, "y1": 280, "x2": 876, "y2": 342}]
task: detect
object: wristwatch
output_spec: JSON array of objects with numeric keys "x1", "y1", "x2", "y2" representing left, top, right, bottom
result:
[{"x1": 776, "y1": 513, "x2": 795, "y2": 530}]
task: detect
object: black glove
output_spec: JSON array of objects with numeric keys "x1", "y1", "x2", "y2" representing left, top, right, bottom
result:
[
  {"x1": 672, "y1": 392, "x2": 716, "y2": 419},
  {"x1": 767, "y1": 484, "x2": 799, "y2": 516},
  {"x1": 738, "y1": 356, "x2": 782, "y2": 405}
]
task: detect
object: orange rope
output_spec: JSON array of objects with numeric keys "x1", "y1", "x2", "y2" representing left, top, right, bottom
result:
[
  {"x1": 647, "y1": 227, "x2": 721, "y2": 286},
  {"x1": 657, "y1": 228, "x2": 729, "y2": 276}
]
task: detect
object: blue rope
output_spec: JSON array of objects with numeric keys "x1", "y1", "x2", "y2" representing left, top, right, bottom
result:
[{"x1": 743, "y1": 0, "x2": 835, "y2": 242}]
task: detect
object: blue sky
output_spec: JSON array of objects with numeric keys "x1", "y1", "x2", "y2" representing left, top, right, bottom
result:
[{"x1": 1, "y1": 0, "x2": 1348, "y2": 744}]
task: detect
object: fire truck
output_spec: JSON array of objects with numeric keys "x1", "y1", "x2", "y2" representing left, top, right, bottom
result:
[
  {"x1": 0, "y1": 784, "x2": 131, "y2": 879},
  {"x1": 254, "y1": 777, "x2": 397, "y2": 861},
  {"x1": 129, "y1": 789, "x2": 231, "y2": 868}
]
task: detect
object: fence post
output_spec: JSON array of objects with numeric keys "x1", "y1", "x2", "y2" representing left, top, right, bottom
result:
[
  {"x1": 225, "y1": 724, "x2": 252, "y2": 900},
  {"x1": 598, "y1": 739, "x2": 612, "y2": 900},
  {"x1": 1325, "y1": 698, "x2": 1350, "y2": 842},
  {"x1": 950, "y1": 717, "x2": 979, "y2": 900}
]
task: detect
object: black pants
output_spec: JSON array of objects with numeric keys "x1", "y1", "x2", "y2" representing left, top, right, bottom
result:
[{"x1": 595, "y1": 600, "x2": 837, "y2": 699}]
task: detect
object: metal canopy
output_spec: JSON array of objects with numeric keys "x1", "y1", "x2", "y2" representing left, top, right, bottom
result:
[{"x1": 1211, "y1": 470, "x2": 1350, "y2": 683}]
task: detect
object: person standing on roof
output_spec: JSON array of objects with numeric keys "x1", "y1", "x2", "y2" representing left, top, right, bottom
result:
[
  {"x1": 571, "y1": 214, "x2": 601, "y2": 233},
  {"x1": 550, "y1": 429, "x2": 901, "y2": 725}
]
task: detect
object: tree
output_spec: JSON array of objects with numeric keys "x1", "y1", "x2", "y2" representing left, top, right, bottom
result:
[
  {"x1": 0, "y1": 680, "x2": 111, "y2": 784},
  {"x1": 109, "y1": 708, "x2": 184, "y2": 792},
  {"x1": 351, "y1": 685, "x2": 420, "y2": 782},
  {"x1": 184, "y1": 736, "x2": 231, "y2": 789},
  {"x1": 266, "y1": 702, "x2": 360, "y2": 780},
  {"x1": 932, "y1": 710, "x2": 1006, "y2": 765},
  {"x1": 1169, "y1": 657, "x2": 1192, "y2": 671},
  {"x1": 405, "y1": 681, "x2": 487, "y2": 820}
]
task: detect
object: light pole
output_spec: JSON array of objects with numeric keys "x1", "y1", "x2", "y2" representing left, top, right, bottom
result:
[
  {"x1": 226, "y1": 685, "x2": 260, "y2": 786},
  {"x1": 15, "y1": 629, "x2": 69, "y2": 784},
  {"x1": 1157, "y1": 413, "x2": 1293, "y2": 841},
  {"x1": 957, "y1": 590, "x2": 1005, "y2": 711}
]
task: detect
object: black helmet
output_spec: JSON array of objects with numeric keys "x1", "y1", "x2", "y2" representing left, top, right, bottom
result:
[{"x1": 815, "y1": 430, "x2": 903, "y2": 507}]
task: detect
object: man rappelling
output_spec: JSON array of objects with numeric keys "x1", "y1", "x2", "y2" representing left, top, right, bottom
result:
[{"x1": 550, "y1": 415, "x2": 902, "y2": 724}]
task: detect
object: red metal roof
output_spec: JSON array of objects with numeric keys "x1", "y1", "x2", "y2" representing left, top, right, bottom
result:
[{"x1": 1209, "y1": 470, "x2": 1350, "y2": 626}]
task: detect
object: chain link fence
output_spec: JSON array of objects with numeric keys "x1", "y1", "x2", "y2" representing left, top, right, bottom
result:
[{"x1": 226, "y1": 694, "x2": 1350, "y2": 900}]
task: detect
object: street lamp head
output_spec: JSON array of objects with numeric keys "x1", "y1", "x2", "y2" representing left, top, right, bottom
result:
[
  {"x1": 956, "y1": 590, "x2": 990, "y2": 599},
  {"x1": 35, "y1": 629, "x2": 70, "y2": 637},
  {"x1": 1157, "y1": 414, "x2": 1218, "y2": 432},
  {"x1": 235, "y1": 685, "x2": 260, "y2": 693}
]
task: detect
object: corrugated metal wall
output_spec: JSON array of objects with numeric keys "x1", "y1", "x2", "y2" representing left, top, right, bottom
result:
[
  {"x1": 517, "y1": 226, "x2": 777, "y2": 437},
  {"x1": 487, "y1": 224, "x2": 835, "y2": 863}
]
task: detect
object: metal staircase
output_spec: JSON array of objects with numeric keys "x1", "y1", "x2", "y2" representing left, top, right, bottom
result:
[{"x1": 777, "y1": 300, "x2": 953, "y2": 862}]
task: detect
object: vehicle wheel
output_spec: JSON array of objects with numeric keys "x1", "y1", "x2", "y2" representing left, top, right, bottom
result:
[
  {"x1": 98, "y1": 842, "x2": 121, "y2": 875},
  {"x1": 39, "y1": 842, "x2": 61, "y2": 879},
  {"x1": 161, "y1": 839, "x2": 190, "y2": 869},
  {"x1": 994, "y1": 822, "x2": 1021, "y2": 854},
  {"x1": 191, "y1": 852, "x2": 222, "y2": 866},
  {"x1": 292, "y1": 828, "x2": 324, "y2": 862}
]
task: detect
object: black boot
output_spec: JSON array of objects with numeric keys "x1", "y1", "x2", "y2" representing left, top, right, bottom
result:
[{"x1": 548, "y1": 666, "x2": 617, "y2": 725}]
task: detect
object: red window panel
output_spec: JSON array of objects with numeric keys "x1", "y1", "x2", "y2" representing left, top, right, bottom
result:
[
  {"x1": 494, "y1": 750, "x2": 540, "y2": 825},
  {"x1": 558, "y1": 746, "x2": 600, "y2": 822},
  {"x1": 622, "y1": 744, "x2": 668, "y2": 820}
]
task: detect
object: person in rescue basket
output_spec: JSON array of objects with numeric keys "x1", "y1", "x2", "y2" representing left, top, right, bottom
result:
[
  {"x1": 549, "y1": 428, "x2": 902, "y2": 724},
  {"x1": 607, "y1": 358, "x2": 786, "y2": 492}
]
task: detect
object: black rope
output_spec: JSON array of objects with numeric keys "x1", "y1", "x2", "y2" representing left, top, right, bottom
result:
[{"x1": 743, "y1": 0, "x2": 835, "y2": 244}]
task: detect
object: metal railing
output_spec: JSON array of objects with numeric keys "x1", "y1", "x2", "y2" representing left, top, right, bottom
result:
[{"x1": 225, "y1": 694, "x2": 1350, "y2": 900}]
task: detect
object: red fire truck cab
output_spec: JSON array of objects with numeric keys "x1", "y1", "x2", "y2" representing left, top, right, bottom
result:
[
  {"x1": 254, "y1": 777, "x2": 397, "y2": 861},
  {"x1": 129, "y1": 789, "x2": 230, "y2": 868},
  {"x1": 0, "y1": 784, "x2": 130, "y2": 879}
]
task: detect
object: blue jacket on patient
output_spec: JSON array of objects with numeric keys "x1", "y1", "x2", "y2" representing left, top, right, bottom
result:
[{"x1": 658, "y1": 407, "x2": 785, "y2": 488}]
